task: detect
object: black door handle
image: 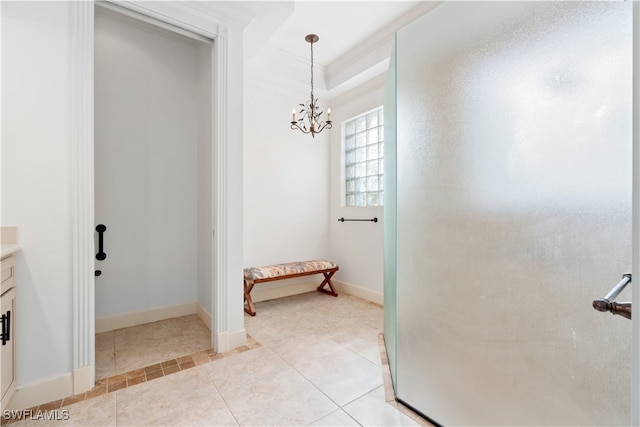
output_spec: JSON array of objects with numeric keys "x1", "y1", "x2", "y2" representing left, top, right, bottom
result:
[
  {"x1": 96, "y1": 224, "x2": 107, "y2": 261},
  {"x1": 1, "y1": 310, "x2": 10, "y2": 346}
]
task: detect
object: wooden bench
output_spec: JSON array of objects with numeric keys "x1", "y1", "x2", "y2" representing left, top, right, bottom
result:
[{"x1": 243, "y1": 260, "x2": 339, "y2": 316}]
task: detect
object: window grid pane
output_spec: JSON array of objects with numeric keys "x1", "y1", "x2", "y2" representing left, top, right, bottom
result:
[{"x1": 343, "y1": 106, "x2": 384, "y2": 207}]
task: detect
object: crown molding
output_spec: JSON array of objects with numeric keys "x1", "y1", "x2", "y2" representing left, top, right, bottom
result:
[
  {"x1": 108, "y1": 0, "x2": 257, "y2": 40},
  {"x1": 248, "y1": 44, "x2": 329, "y2": 91},
  {"x1": 245, "y1": 1, "x2": 441, "y2": 96},
  {"x1": 245, "y1": 63, "x2": 329, "y2": 101},
  {"x1": 328, "y1": 58, "x2": 390, "y2": 101},
  {"x1": 104, "y1": 1, "x2": 217, "y2": 38},
  {"x1": 244, "y1": 1, "x2": 295, "y2": 59},
  {"x1": 96, "y1": 3, "x2": 211, "y2": 46},
  {"x1": 326, "y1": 39, "x2": 393, "y2": 92},
  {"x1": 246, "y1": 43, "x2": 388, "y2": 104},
  {"x1": 329, "y1": 73, "x2": 386, "y2": 109},
  {"x1": 180, "y1": 0, "x2": 258, "y2": 28},
  {"x1": 325, "y1": 1, "x2": 441, "y2": 90}
]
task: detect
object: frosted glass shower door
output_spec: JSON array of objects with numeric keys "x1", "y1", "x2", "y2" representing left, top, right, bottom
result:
[{"x1": 394, "y1": 2, "x2": 633, "y2": 425}]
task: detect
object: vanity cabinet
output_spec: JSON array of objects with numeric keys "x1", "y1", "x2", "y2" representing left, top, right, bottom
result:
[{"x1": 1, "y1": 255, "x2": 16, "y2": 410}]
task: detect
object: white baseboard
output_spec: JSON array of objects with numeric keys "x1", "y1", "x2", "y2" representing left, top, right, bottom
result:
[
  {"x1": 7, "y1": 373, "x2": 73, "y2": 411},
  {"x1": 73, "y1": 365, "x2": 92, "y2": 395},
  {"x1": 333, "y1": 279, "x2": 383, "y2": 305},
  {"x1": 196, "y1": 302, "x2": 211, "y2": 331},
  {"x1": 251, "y1": 279, "x2": 318, "y2": 303},
  {"x1": 249, "y1": 278, "x2": 384, "y2": 306},
  {"x1": 95, "y1": 302, "x2": 197, "y2": 333},
  {"x1": 215, "y1": 328, "x2": 246, "y2": 353}
]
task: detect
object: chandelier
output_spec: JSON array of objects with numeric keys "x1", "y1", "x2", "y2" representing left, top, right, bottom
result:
[{"x1": 290, "y1": 34, "x2": 332, "y2": 138}]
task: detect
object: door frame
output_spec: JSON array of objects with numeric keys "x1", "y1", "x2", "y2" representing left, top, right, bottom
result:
[
  {"x1": 69, "y1": 0, "x2": 246, "y2": 394},
  {"x1": 632, "y1": 2, "x2": 639, "y2": 425}
]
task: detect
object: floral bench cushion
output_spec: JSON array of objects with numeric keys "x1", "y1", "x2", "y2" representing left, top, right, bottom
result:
[{"x1": 244, "y1": 260, "x2": 338, "y2": 282}]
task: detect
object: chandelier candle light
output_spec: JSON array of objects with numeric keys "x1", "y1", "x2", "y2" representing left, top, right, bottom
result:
[{"x1": 290, "y1": 34, "x2": 332, "y2": 138}]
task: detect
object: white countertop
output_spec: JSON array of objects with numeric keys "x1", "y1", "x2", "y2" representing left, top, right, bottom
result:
[{"x1": 1, "y1": 244, "x2": 21, "y2": 259}]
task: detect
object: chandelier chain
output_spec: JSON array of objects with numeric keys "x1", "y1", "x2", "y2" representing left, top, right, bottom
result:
[{"x1": 310, "y1": 40, "x2": 314, "y2": 105}]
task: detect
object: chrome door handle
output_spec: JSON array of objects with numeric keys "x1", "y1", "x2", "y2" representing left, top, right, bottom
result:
[{"x1": 593, "y1": 273, "x2": 632, "y2": 319}]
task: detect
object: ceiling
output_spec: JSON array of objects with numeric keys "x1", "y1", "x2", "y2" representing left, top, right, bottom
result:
[
  {"x1": 236, "y1": 1, "x2": 438, "y2": 96},
  {"x1": 257, "y1": 1, "x2": 423, "y2": 65}
]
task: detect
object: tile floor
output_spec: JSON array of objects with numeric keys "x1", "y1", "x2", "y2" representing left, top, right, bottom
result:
[
  {"x1": 95, "y1": 314, "x2": 212, "y2": 379},
  {"x1": 4, "y1": 292, "x2": 432, "y2": 426}
]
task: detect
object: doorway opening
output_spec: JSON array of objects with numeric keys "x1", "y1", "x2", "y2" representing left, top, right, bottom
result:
[{"x1": 93, "y1": 4, "x2": 214, "y2": 380}]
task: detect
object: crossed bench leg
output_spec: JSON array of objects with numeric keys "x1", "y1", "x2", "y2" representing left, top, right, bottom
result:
[
  {"x1": 317, "y1": 269, "x2": 338, "y2": 297},
  {"x1": 244, "y1": 280, "x2": 256, "y2": 316}
]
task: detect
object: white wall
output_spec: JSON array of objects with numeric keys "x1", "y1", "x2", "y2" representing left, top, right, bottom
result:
[
  {"x1": 328, "y1": 76, "x2": 386, "y2": 300},
  {"x1": 94, "y1": 8, "x2": 203, "y2": 318},
  {"x1": 1, "y1": 1, "x2": 75, "y2": 386},
  {"x1": 243, "y1": 71, "x2": 330, "y2": 294}
]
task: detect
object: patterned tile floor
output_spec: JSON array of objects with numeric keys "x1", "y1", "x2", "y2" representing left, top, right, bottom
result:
[{"x1": 3, "y1": 292, "x2": 432, "y2": 426}]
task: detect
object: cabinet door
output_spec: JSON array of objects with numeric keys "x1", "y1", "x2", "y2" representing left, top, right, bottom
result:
[{"x1": 1, "y1": 287, "x2": 16, "y2": 407}]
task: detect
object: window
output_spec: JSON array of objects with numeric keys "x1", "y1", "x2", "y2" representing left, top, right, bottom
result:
[{"x1": 344, "y1": 106, "x2": 384, "y2": 207}]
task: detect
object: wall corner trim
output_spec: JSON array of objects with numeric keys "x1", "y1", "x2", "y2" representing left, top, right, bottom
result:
[{"x1": 70, "y1": 0, "x2": 96, "y2": 390}]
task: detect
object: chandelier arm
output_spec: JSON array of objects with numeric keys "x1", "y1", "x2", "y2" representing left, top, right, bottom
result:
[
  {"x1": 316, "y1": 121, "x2": 333, "y2": 134},
  {"x1": 290, "y1": 121, "x2": 311, "y2": 134}
]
